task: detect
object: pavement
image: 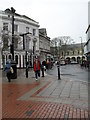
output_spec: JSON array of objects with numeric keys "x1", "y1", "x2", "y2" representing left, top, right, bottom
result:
[{"x1": 1, "y1": 68, "x2": 89, "y2": 119}]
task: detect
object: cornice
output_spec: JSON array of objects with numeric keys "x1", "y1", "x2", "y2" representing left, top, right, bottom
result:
[
  {"x1": 0, "y1": 15, "x2": 39, "y2": 27},
  {"x1": 39, "y1": 33, "x2": 50, "y2": 40}
]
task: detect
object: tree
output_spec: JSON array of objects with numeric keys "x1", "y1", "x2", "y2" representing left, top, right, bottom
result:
[{"x1": 50, "y1": 36, "x2": 75, "y2": 59}]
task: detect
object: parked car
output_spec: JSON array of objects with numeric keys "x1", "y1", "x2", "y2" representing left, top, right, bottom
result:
[
  {"x1": 60, "y1": 60, "x2": 66, "y2": 65},
  {"x1": 71, "y1": 61, "x2": 78, "y2": 64}
]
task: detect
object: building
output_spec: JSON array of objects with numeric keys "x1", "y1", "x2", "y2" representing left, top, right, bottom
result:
[
  {"x1": 84, "y1": 1, "x2": 90, "y2": 68},
  {"x1": 0, "y1": 8, "x2": 40, "y2": 68},
  {"x1": 51, "y1": 43, "x2": 85, "y2": 63},
  {"x1": 39, "y1": 28, "x2": 51, "y2": 62}
]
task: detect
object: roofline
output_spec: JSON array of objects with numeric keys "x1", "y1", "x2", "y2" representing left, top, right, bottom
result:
[
  {"x1": 39, "y1": 32, "x2": 50, "y2": 40},
  {"x1": 86, "y1": 25, "x2": 90, "y2": 34},
  {"x1": 0, "y1": 9, "x2": 39, "y2": 24},
  {"x1": 84, "y1": 39, "x2": 90, "y2": 46}
]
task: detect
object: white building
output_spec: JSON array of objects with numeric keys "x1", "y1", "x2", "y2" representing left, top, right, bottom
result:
[
  {"x1": 84, "y1": 1, "x2": 90, "y2": 67},
  {"x1": 0, "y1": 8, "x2": 40, "y2": 68}
]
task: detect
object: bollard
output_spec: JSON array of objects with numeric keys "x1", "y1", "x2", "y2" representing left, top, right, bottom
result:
[
  {"x1": 26, "y1": 68, "x2": 28, "y2": 78},
  {"x1": 57, "y1": 65, "x2": 61, "y2": 80},
  {"x1": 26, "y1": 62, "x2": 29, "y2": 78}
]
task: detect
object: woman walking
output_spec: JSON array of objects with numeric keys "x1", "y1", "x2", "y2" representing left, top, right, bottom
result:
[
  {"x1": 5, "y1": 61, "x2": 11, "y2": 82},
  {"x1": 34, "y1": 57, "x2": 40, "y2": 81}
]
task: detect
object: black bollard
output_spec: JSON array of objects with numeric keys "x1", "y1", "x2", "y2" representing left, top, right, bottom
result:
[
  {"x1": 26, "y1": 68, "x2": 28, "y2": 78},
  {"x1": 26, "y1": 62, "x2": 29, "y2": 78},
  {"x1": 57, "y1": 64, "x2": 61, "y2": 80}
]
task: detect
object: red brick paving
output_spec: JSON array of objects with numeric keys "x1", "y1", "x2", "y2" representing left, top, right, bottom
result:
[
  {"x1": 2, "y1": 83, "x2": 89, "y2": 119},
  {"x1": 0, "y1": 84, "x2": 2, "y2": 120}
]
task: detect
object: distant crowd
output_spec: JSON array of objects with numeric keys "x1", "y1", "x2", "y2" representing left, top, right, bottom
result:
[{"x1": 80, "y1": 59, "x2": 90, "y2": 69}]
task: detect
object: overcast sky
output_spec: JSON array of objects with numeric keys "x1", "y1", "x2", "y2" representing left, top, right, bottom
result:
[{"x1": 0, "y1": 0, "x2": 89, "y2": 43}]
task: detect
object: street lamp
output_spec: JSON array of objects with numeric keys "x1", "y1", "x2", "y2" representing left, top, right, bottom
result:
[
  {"x1": 58, "y1": 39, "x2": 61, "y2": 80},
  {"x1": 11, "y1": 7, "x2": 16, "y2": 60},
  {"x1": 20, "y1": 32, "x2": 31, "y2": 78}
]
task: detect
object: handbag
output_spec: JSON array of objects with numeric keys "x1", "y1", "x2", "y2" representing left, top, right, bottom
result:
[{"x1": 10, "y1": 67, "x2": 14, "y2": 74}]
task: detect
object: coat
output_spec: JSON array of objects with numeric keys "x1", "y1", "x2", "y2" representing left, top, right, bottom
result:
[
  {"x1": 34, "y1": 60, "x2": 40, "y2": 72},
  {"x1": 5, "y1": 61, "x2": 11, "y2": 73}
]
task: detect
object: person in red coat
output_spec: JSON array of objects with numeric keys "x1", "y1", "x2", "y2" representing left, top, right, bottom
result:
[{"x1": 34, "y1": 58, "x2": 40, "y2": 80}]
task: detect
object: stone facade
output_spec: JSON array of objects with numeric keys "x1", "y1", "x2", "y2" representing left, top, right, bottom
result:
[
  {"x1": 39, "y1": 28, "x2": 51, "y2": 62},
  {"x1": 0, "y1": 9, "x2": 39, "y2": 68},
  {"x1": 51, "y1": 43, "x2": 85, "y2": 63}
]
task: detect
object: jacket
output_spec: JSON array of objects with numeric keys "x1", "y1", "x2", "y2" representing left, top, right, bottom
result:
[
  {"x1": 5, "y1": 61, "x2": 11, "y2": 73},
  {"x1": 34, "y1": 60, "x2": 40, "y2": 71}
]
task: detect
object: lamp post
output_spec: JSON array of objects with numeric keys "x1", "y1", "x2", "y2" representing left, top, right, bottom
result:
[
  {"x1": 58, "y1": 39, "x2": 61, "y2": 80},
  {"x1": 11, "y1": 7, "x2": 16, "y2": 60},
  {"x1": 20, "y1": 32, "x2": 31, "y2": 78}
]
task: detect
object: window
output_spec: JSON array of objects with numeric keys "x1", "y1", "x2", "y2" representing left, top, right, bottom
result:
[
  {"x1": 67, "y1": 51, "x2": 69, "y2": 55},
  {"x1": 33, "y1": 29, "x2": 36, "y2": 36},
  {"x1": 3, "y1": 23, "x2": 8, "y2": 31},
  {"x1": 62, "y1": 51, "x2": 63, "y2": 56},
  {"x1": 26, "y1": 27, "x2": 29, "y2": 33},
  {"x1": 14, "y1": 24, "x2": 18, "y2": 32},
  {"x1": 14, "y1": 38, "x2": 18, "y2": 49},
  {"x1": 33, "y1": 41, "x2": 36, "y2": 54},
  {"x1": 3, "y1": 37, "x2": 8, "y2": 50}
]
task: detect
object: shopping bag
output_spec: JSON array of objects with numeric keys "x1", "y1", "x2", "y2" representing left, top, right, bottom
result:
[{"x1": 10, "y1": 67, "x2": 14, "y2": 74}]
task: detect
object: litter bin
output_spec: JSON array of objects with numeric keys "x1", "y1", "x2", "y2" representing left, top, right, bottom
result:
[{"x1": 11, "y1": 60, "x2": 17, "y2": 79}]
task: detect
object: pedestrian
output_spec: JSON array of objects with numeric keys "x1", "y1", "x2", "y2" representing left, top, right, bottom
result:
[
  {"x1": 84, "y1": 60, "x2": 87, "y2": 68},
  {"x1": 42, "y1": 60, "x2": 46, "y2": 70},
  {"x1": 46, "y1": 59, "x2": 49, "y2": 69},
  {"x1": 41, "y1": 62, "x2": 44, "y2": 77},
  {"x1": 4, "y1": 60, "x2": 11, "y2": 82},
  {"x1": 34, "y1": 57, "x2": 40, "y2": 81},
  {"x1": 80, "y1": 59, "x2": 83, "y2": 67}
]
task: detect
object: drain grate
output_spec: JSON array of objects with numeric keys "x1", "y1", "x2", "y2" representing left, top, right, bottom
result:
[{"x1": 25, "y1": 110, "x2": 34, "y2": 116}]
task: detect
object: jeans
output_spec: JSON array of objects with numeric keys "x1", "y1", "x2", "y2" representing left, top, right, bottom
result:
[
  {"x1": 35, "y1": 70, "x2": 38, "y2": 79},
  {"x1": 7, "y1": 72, "x2": 11, "y2": 82}
]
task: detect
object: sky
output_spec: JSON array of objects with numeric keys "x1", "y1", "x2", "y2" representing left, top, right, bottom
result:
[{"x1": 0, "y1": 0, "x2": 89, "y2": 43}]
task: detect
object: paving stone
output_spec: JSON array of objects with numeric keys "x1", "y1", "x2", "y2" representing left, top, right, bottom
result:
[{"x1": 2, "y1": 69, "x2": 89, "y2": 119}]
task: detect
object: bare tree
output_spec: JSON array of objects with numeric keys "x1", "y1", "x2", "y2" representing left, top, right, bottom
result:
[
  {"x1": 50, "y1": 36, "x2": 75, "y2": 59},
  {"x1": 58, "y1": 36, "x2": 74, "y2": 58}
]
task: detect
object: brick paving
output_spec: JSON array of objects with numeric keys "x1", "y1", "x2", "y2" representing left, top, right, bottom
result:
[{"x1": 1, "y1": 69, "x2": 89, "y2": 119}]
